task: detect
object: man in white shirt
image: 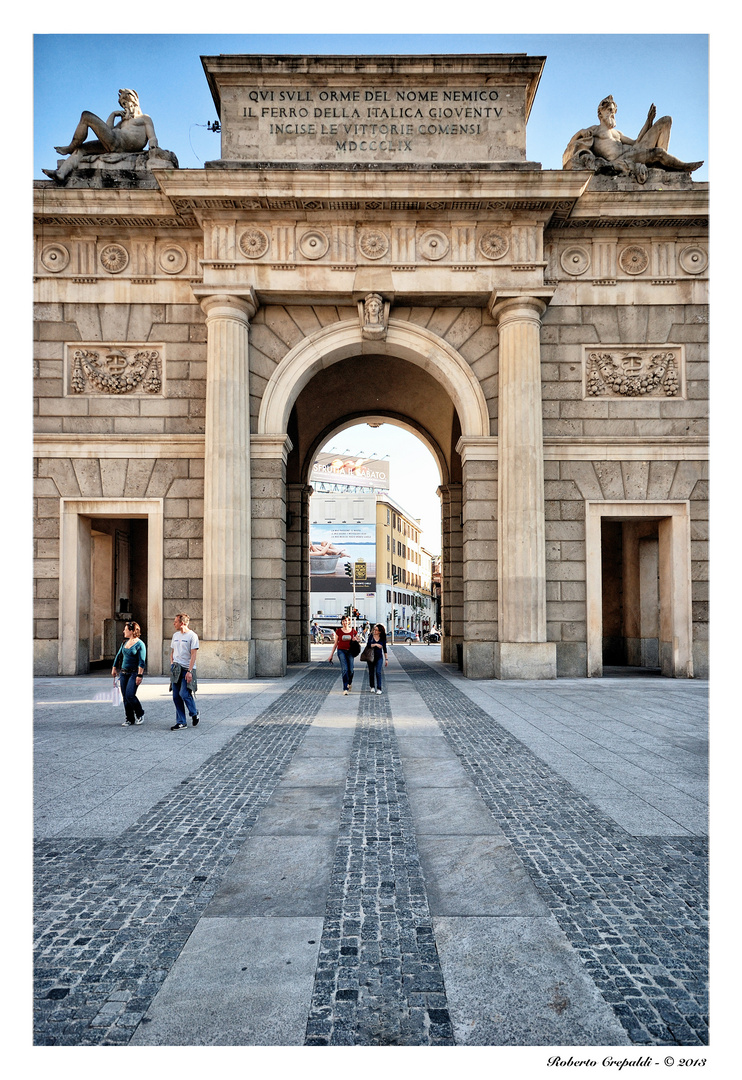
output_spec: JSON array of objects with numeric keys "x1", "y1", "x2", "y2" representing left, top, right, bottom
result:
[{"x1": 170, "y1": 612, "x2": 200, "y2": 730}]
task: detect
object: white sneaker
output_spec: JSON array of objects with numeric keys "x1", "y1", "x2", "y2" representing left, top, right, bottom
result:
[
  {"x1": 343, "y1": 689, "x2": 348, "y2": 695},
  {"x1": 376, "y1": 689, "x2": 382, "y2": 695}
]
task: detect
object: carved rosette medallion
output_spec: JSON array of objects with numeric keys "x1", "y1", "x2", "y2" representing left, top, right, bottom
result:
[
  {"x1": 70, "y1": 347, "x2": 162, "y2": 395},
  {"x1": 585, "y1": 348, "x2": 681, "y2": 398},
  {"x1": 478, "y1": 231, "x2": 509, "y2": 260},
  {"x1": 560, "y1": 246, "x2": 590, "y2": 276},
  {"x1": 99, "y1": 244, "x2": 130, "y2": 274},
  {"x1": 298, "y1": 229, "x2": 329, "y2": 260},
  {"x1": 679, "y1": 245, "x2": 708, "y2": 275},
  {"x1": 358, "y1": 229, "x2": 390, "y2": 260},
  {"x1": 158, "y1": 245, "x2": 188, "y2": 274},
  {"x1": 40, "y1": 243, "x2": 70, "y2": 273},
  {"x1": 419, "y1": 230, "x2": 449, "y2": 261},
  {"x1": 238, "y1": 228, "x2": 270, "y2": 259},
  {"x1": 618, "y1": 246, "x2": 649, "y2": 275}
]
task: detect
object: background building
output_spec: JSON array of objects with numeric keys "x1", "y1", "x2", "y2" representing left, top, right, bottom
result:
[{"x1": 309, "y1": 455, "x2": 436, "y2": 634}]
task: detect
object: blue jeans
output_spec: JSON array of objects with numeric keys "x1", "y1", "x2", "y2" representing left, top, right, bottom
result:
[
  {"x1": 172, "y1": 665, "x2": 198, "y2": 725},
  {"x1": 367, "y1": 652, "x2": 384, "y2": 690},
  {"x1": 338, "y1": 649, "x2": 354, "y2": 690},
  {"x1": 119, "y1": 671, "x2": 144, "y2": 722}
]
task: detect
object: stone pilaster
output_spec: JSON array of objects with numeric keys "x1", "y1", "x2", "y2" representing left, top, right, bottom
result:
[
  {"x1": 199, "y1": 292, "x2": 256, "y2": 676},
  {"x1": 251, "y1": 434, "x2": 293, "y2": 676},
  {"x1": 287, "y1": 482, "x2": 313, "y2": 663},
  {"x1": 490, "y1": 294, "x2": 556, "y2": 679},
  {"x1": 457, "y1": 437, "x2": 498, "y2": 679},
  {"x1": 437, "y1": 483, "x2": 463, "y2": 666}
]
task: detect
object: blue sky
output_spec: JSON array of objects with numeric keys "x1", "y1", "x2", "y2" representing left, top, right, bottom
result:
[{"x1": 33, "y1": 33, "x2": 708, "y2": 180}]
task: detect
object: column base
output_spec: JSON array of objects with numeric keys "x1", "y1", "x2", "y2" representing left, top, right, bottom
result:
[
  {"x1": 195, "y1": 640, "x2": 254, "y2": 679},
  {"x1": 462, "y1": 641, "x2": 495, "y2": 680},
  {"x1": 255, "y1": 638, "x2": 287, "y2": 678},
  {"x1": 495, "y1": 642, "x2": 557, "y2": 680}
]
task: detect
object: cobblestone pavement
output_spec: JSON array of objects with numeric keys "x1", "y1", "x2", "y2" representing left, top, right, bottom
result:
[
  {"x1": 33, "y1": 651, "x2": 708, "y2": 1047},
  {"x1": 34, "y1": 666, "x2": 337, "y2": 1045},
  {"x1": 395, "y1": 650, "x2": 708, "y2": 1046},
  {"x1": 304, "y1": 684, "x2": 454, "y2": 1045}
]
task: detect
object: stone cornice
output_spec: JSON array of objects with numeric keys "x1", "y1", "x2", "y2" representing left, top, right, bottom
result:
[
  {"x1": 32, "y1": 432, "x2": 708, "y2": 463},
  {"x1": 548, "y1": 186, "x2": 708, "y2": 231},
  {"x1": 33, "y1": 433, "x2": 205, "y2": 459},
  {"x1": 154, "y1": 168, "x2": 590, "y2": 222}
]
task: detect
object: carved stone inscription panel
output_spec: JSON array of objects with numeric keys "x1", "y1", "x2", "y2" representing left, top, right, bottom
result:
[
  {"x1": 65, "y1": 344, "x2": 165, "y2": 397},
  {"x1": 203, "y1": 55, "x2": 544, "y2": 165}
]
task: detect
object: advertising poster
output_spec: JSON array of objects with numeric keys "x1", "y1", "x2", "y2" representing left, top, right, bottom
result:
[
  {"x1": 310, "y1": 523, "x2": 376, "y2": 592},
  {"x1": 309, "y1": 453, "x2": 390, "y2": 491}
]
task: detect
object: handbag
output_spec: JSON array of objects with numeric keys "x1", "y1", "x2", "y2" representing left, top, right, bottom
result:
[
  {"x1": 349, "y1": 639, "x2": 361, "y2": 658},
  {"x1": 359, "y1": 644, "x2": 374, "y2": 663}
]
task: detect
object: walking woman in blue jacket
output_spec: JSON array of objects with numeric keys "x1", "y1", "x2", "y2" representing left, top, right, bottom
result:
[{"x1": 112, "y1": 621, "x2": 147, "y2": 725}]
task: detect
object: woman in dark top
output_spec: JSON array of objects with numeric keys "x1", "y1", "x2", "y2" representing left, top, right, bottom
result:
[
  {"x1": 366, "y1": 624, "x2": 388, "y2": 694},
  {"x1": 112, "y1": 621, "x2": 147, "y2": 725},
  {"x1": 328, "y1": 615, "x2": 358, "y2": 694}
]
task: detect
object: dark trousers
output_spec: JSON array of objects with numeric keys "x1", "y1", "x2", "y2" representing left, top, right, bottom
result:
[
  {"x1": 338, "y1": 648, "x2": 354, "y2": 689},
  {"x1": 119, "y1": 671, "x2": 144, "y2": 722},
  {"x1": 367, "y1": 652, "x2": 384, "y2": 689}
]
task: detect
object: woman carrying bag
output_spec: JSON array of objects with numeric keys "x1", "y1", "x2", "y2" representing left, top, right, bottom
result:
[
  {"x1": 361, "y1": 624, "x2": 388, "y2": 694},
  {"x1": 112, "y1": 621, "x2": 147, "y2": 726}
]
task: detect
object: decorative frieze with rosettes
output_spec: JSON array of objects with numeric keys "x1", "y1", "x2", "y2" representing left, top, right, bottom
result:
[
  {"x1": 584, "y1": 347, "x2": 683, "y2": 398},
  {"x1": 35, "y1": 239, "x2": 200, "y2": 280},
  {"x1": 67, "y1": 345, "x2": 164, "y2": 396},
  {"x1": 548, "y1": 239, "x2": 708, "y2": 283}
]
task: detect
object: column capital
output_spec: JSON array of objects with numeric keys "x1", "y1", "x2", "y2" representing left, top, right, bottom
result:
[
  {"x1": 199, "y1": 289, "x2": 258, "y2": 322},
  {"x1": 455, "y1": 435, "x2": 498, "y2": 466},
  {"x1": 250, "y1": 433, "x2": 294, "y2": 464},
  {"x1": 487, "y1": 291, "x2": 551, "y2": 326}
]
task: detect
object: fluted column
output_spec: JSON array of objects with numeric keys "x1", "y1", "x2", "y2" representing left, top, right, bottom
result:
[
  {"x1": 199, "y1": 292, "x2": 256, "y2": 675},
  {"x1": 491, "y1": 294, "x2": 556, "y2": 679}
]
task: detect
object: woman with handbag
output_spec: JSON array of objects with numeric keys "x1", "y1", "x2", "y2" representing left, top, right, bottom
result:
[
  {"x1": 112, "y1": 621, "x2": 147, "y2": 725},
  {"x1": 362, "y1": 624, "x2": 388, "y2": 694},
  {"x1": 328, "y1": 615, "x2": 359, "y2": 694}
]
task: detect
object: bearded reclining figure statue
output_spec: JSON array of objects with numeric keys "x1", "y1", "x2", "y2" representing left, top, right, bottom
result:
[{"x1": 563, "y1": 95, "x2": 703, "y2": 184}]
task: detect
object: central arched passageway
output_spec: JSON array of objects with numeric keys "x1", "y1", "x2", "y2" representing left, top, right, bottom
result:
[{"x1": 252, "y1": 318, "x2": 496, "y2": 676}]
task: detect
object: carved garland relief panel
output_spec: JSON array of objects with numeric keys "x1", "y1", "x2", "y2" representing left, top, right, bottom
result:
[
  {"x1": 64, "y1": 343, "x2": 165, "y2": 397},
  {"x1": 583, "y1": 345, "x2": 685, "y2": 399}
]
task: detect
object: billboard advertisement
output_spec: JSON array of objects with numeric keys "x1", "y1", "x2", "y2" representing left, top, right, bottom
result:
[
  {"x1": 310, "y1": 523, "x2": 376, "y2": 592},
  {"x1": 310, "y1": 453, "x2": 390, "y2": 491}
]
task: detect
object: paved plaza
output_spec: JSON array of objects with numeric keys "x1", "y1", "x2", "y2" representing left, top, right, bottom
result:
[{"x1": 32, "y1": 646, "x2": 708, "y2": 1047}]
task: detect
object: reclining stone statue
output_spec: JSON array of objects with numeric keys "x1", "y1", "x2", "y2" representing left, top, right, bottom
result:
[
  {"x1": 562, "y1": 95, "x2": 703, "y2": 184},
  {"x1": 43, "y1": 88, "x2": 177, "y2": 185}
]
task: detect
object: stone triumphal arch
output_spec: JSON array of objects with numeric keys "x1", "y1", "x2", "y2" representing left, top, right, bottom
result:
[{"x1": 34, "y1": 54, "x2": 708, "y2": 680}]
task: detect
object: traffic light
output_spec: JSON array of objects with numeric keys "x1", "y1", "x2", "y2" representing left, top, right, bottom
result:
[
  {"x1": 353, "y1": 607, "x2": 360, "y2": 619},
  {"x1": 344, "y1": 605, "x2": 351, "y2": 617},
  {"x1": 344, "y1": 562, "x2": 352, "y2": 578}
]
